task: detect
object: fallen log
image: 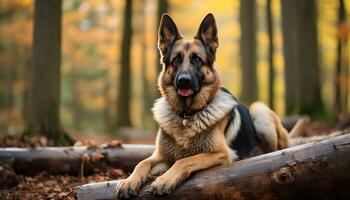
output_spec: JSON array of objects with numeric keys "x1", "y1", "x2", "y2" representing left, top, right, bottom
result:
[
  {"x1": 288, "y1": 116, "x2": 310, "y2": 138},
  {"x1": 281, "y1": 115, "x2": 307, "y2": 132},
  {"x1": 0, "y1": 145, "x2": 155, "y2": 175},
  {"x1": 75, "y1": 133, "x2": 350, "y2": 200},
  {"x1": 0, "y1": 119, "x2": 302, "y2": 176},
  {"x1": 0, "y1": 164, "x2": 19, "y2": 189}
]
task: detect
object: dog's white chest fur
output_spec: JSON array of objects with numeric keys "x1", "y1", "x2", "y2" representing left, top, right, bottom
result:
[{"x1": 152, "y1": 90, "x2": 238, "y2": 147}]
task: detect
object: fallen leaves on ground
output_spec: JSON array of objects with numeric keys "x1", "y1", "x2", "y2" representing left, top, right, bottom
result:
[
  {"x1": 0, "y1": 134, "x2": 55, "y2": 148},
  {"x1": 0, "y1": 168, "x2": 126, "y2": 200},
  {"x1": 0, "y1": 135, "x2": 127, "y2": 200}
]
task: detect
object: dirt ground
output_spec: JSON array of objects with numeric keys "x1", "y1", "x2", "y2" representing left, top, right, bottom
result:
[
  {"x1": 0, "y1": 170, "x2": 125, "y2": 200},
  {"x1": 0, "y1": 135, "x2": 127, "y2": 200}
]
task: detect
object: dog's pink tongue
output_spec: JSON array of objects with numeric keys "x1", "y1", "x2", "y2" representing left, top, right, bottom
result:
[{"x1": 178, "y1": 89, "x2": 193, "y2": 97}]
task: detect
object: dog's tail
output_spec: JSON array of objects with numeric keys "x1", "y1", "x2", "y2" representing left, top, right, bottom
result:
[{"x1": 249, "y1": 102, "x2": 347, "y2": 149}]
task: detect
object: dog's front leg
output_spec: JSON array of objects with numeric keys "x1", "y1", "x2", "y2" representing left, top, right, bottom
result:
[
  {"x1": 149, "y1": 151, "x2": 229, "y2": 195},
  {"x1": 116, "y1": 151, "x2": 163, "y2": 198}
]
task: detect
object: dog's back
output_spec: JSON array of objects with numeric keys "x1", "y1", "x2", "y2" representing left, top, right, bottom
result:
[{"x1": 222, "y1": 88, "x2": 288, "y2": 158}]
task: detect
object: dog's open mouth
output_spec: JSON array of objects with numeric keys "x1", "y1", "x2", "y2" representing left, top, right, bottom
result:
[{"x1": 178, "y1": 88, "x2": 193, "y2": 97}]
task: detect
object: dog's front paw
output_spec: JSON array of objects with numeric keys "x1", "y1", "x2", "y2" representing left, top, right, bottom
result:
[
  {"x1": 148, "y1": 176, "x2": 178, "y2": 195},
  {"x1": 116, "y1": 177, "x2": 143, "y2": 198}
]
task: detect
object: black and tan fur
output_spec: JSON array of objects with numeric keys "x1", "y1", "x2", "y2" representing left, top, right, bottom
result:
[{"x1": 116, "y1": 13, "x2": 290, "y2": 198}]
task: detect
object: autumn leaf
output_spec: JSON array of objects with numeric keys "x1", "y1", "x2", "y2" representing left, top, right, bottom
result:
[
  {"x1": 91, "y1": 150, "x2": 104, "y2": 162},
  {"x1": 83, "y1": 139, "x2": 98, "y2": 148},
  {"x1": 106, "y1": 168, "x2": 125, "y2": 178},
  {"x1": 82, "y1": 152, "x2": 90, "y2": 161},
  {"x1": 104, "y1": 140, "x2": 123, "y2": 148}
]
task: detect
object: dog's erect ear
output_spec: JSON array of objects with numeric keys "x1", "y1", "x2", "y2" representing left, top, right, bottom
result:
[
  {"x1": 195, "y1": 13, "x2": 219, "y2": 53},
  {"x1": 158, "y1": 14, "x2": 183, "y2": 55}
]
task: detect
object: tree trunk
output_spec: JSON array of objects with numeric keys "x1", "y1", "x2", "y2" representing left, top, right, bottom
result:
[
  {"x1": 101, "y1": 1, "x2": 114, "y2": 134},
  {"x1": 335, "y1": 0, "x2": 347, "y2": 115},
  {"x1": 116, "y1": 0, "x2": 133, "y2": 128},
  {"x1": 26, "y1": 0, "x2": 72, "y2": 145},
  {"x1": 281, "y1": 0, "x2": 299, "y2": 114},
  {"x1": 297, "y1": 0, "x2": 324, "y2": 116},
  {"x1": 281, "y1": 0, "x2": 325, "y2": 116},
  {"x1": 141, "y1": 0, "x2": 156, "y2": 130},
  {"x1": 0, "y1": 64, "x2": 15, "y2": 132},
  {"x1": 240, "y1": 0, "x2": 257, "y2": 104},
  {"x1": 0, "y1": 145, "x2": 155, "y2": 175},
  {"x1": 156, "y1": 0, "x2": 168, "y2": 75},
  {"x1": 75, "y1": 133, "x2": 350, "y2": 200},
  {"x1": 266, "y1": 0, "x2": 274, "y2": 110}
]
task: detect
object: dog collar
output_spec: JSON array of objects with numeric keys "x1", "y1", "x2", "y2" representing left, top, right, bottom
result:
[
  {"x1": 179, "y1": 110, "x2": 199, "y2": 118},
  {"x1": 179, "y1": 110, "x2": 199, "y2": 126}
]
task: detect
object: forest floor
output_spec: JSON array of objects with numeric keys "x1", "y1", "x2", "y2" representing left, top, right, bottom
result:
[
  {"x1": 0, "y1": 135, "x2": 128, "y2": 200},
  {"x1": 0, "y1": 117, "x2": 349, "y2": 200}
]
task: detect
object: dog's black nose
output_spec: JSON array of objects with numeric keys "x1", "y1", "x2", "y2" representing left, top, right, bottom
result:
[{"x1": 177, "y1": 73, "x2": 192, "y2": 88}]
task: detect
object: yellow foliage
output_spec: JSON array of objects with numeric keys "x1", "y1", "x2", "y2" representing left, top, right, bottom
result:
[{"x1": 0, "y1": 0, "x2": 346, "y2": 133}]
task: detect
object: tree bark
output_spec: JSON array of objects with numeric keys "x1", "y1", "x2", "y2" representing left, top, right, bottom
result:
[
  {"x1": 281, "y1": 0, "x2": 299, "y2": 114},
  {"x1": 141, "y1": 0, "x2": 156, "y2": 130},
  {"x1": 26, "y1": 0, "x2": 72, "y2": 145},
  {"x1": 266, "y1": 0, "x2": 274, "y2": 109},
  {"x1": 335, "y1": 0, "x2": 347, "y2": 115},
  {"x1": 281, "y1": 0, "x2": 325, "y2": 116},
  {"x1": 0, "y1": 164, "x2": 19, "y2": 189},
  {"x1": 0, "y1": 62, "x2": 15, "y2": 132},
  {"x1": 75, "y1": 133, "x2": 350, "y2": 200},
  {"x1": 156, "y1": 0, "x2": 168, "y2": 75},
  {"x1": 0, "y1": 145, "x2": 154, "y2": 175},
  {"x1": 116, "y1": 0, "x2": 133, "y2": 128},
  {"x1": 240, "y1": 0, "x2": 257, "y2": 104},
  {"x1": 297, "y1": 0, "x2": 324, "y2": 116},
  {"x1": 103, "y1": 0, "x2": 115, "y2": 134}
]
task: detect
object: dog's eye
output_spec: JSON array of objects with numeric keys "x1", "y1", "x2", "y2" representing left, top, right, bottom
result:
[
  {"x1": 172, "y1": 53, "x2": 182, "y2": 66},
  {"x1": 191, "y1": 54, "x2": 202, "y2": 65}
]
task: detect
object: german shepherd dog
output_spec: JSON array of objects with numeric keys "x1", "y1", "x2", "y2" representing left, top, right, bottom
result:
[{"x1": 116, "y1": 13, "x2": 290, "y2": 198}]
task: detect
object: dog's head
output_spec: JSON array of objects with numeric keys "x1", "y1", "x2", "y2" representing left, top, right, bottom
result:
[{"x1": 157, "y1": 13, "x2": 221, "y2": 113}]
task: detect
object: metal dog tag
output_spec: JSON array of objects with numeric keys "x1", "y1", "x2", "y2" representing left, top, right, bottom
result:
[{"x1": 182, "y1": 119, "x2": 189, "y2": 126}]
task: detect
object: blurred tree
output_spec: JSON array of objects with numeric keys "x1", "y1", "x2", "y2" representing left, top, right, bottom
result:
[
  {"x1": 141, "y1": 0, "x2": 156, "y2": 129},
  {"x1": 103, "y1": 0, "x2": 116, "y2": 134},
  {"x1": 26, "y1": 0, "x2": 73, "y2": 145},
  {"x1": 0, "y1": 2, "x2": 32, "y2": 133},
  {"x1": 281, "y1": 0, "x2": 325, "y2": 117},
  {"x1": 335, "y1": 0, "x2": 348, "y2": 116},
  {"x1": 266, "y1": 0, "x2": 274, "y2": 110},
  {"x1": 0, "y1": 62, "x2": 15, "y2": 130},
  {"x1": 116, "y1": 0, "x2": 133, "y2": 128},
  {"x1": 156, "y1": 0, "x2": 168, "y2": 75},
  {"x1": 240, "y1": 0, "x2": 257, "y2": 104},
  {"x1": 280, "y1": 0, "x2": 299, "y2": 114},
  {"x1": 104, "y1": 70, "x2": 114, "y2": 133},
  {"x1": 71, "y1": 71, "x2": 83, "y2": 130}
]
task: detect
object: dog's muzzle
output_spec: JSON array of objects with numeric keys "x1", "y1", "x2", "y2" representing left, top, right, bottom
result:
[{"x1": 175, "y1": 73, "x2": 194, "y2": 97}]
